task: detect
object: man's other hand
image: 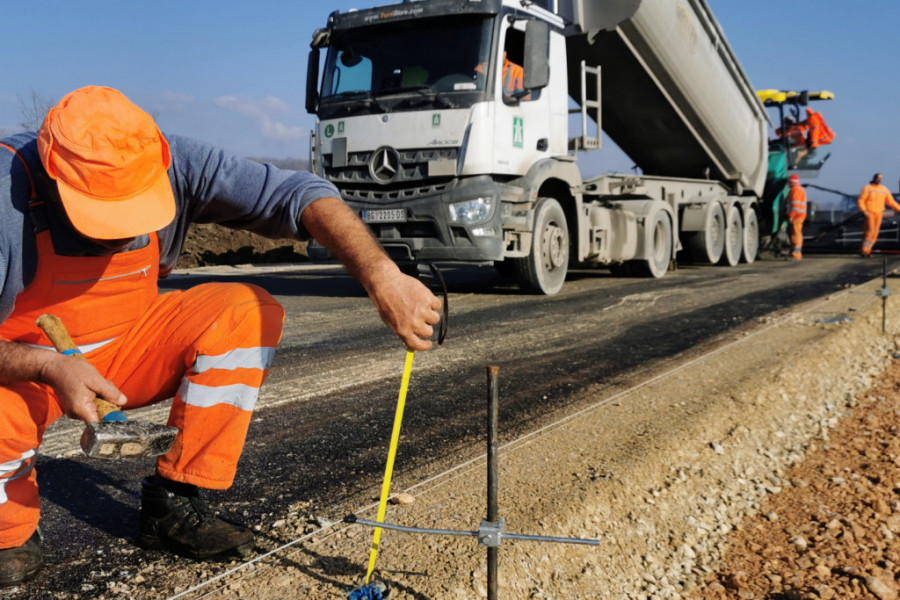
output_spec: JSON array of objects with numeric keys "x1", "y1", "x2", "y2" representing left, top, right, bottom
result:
[{"x1": 39, "y1": 353, "x2": 127, "y2": 423}]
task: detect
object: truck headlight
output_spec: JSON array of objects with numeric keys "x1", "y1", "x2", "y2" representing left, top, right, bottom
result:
[{"x1": 448, "y1": 197, "x2": 493, "y2": 225}]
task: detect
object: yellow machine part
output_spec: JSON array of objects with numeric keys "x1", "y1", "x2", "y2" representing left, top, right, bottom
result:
[{"x1": 757, "y1": 89, "x2": 835, "y2": 106}]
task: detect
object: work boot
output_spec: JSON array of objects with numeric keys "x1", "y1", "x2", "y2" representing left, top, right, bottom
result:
[
  {"x1": 0, "y1": 529, "x2": 42, "y2": 586},
  {"x1": 138, "y1": 475, "x2": 254, "y2": 559}
]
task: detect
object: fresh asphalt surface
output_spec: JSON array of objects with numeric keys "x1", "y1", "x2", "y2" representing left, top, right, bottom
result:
[{"x1": 8, "y1": 251, "x2": 899, "y2": 598}]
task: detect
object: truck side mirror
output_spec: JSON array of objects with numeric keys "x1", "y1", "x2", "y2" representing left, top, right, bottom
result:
[
  {"x1": 523, "y1": 20, "x2": 550, "y2": 91},
  {"x1": 306, "y1": 48, "x2": 320, "y2": 114}
]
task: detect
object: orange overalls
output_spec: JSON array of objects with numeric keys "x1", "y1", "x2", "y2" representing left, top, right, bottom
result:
[
  {"x1": 858, "y1": 183, "x2": 900, "y2": 255},
  {"x1": 787, "y1": 184, "x2": 807, "y2": 259},
  {"x1": 0, "y1": 154, "x2": 285, "y2": 549}
]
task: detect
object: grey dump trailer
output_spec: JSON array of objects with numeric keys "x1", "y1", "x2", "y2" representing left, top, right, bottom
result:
[{"x1": 305, "y1": 0, "x2": 771, "y2": 294}]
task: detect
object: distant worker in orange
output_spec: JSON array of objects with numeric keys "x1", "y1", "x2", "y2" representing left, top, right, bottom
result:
[
  {"x1": 804, "y1": 107, "x2": 835, "y2": 149},
  {"x1": 776, "y1": 116, "x2": 808, "y2": 161},
  {"x1": 857, "y1": 173, "x2": 900, "y2": 257},
  {"x1": 786, "y1": 174, "x2": 807, "y2": 260}
]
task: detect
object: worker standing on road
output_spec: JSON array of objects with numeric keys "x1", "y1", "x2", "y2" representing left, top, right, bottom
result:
[
  {"x1": 857, "y1": 173, "x2": 900, "y2": 257},
  {"x1": 0, "y1": 86, "x2": 442, "y2": 585},
  {"x1": 786, "y1": 174, "x2": 807, "y2": 260}
]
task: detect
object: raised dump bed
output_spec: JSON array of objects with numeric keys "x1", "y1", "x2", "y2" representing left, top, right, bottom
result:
[{"x1": 565, "y1": 0, "x2": 769, "y2": 195}]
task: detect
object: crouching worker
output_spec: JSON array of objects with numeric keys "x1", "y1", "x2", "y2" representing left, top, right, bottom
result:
[{"x1": 0, "y1": 86, "x2": 442, "y2": 585}]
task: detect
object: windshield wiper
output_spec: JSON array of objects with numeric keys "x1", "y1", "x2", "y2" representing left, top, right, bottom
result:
[
  {"x1": 380, "y1": 85, "x2": 457, "y2": 109},
  {"x1": 324, "y1": 90, "x2": 390, "y2": 114}
]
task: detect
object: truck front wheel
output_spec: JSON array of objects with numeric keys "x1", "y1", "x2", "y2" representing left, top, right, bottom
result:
[{"x1": 513, "y1": 197, "x2": 569, "y2": 295}]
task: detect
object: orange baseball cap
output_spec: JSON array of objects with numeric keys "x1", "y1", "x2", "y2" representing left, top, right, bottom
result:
[
  {"x1": 38, "y1": 86, "x2": 176, "y2": 240},
  {"x1": 788, "y1": 174, "x2": 800, "y2": 184}
]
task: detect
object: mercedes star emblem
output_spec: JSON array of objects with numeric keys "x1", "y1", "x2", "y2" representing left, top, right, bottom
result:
[{"x1": 369, "y1": 146, "x2": 401, "y2": 184}]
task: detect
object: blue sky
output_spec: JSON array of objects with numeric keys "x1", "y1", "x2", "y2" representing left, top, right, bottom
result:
[{"x1": 2, "y1": 1, "x2": 897, "y2": 200}]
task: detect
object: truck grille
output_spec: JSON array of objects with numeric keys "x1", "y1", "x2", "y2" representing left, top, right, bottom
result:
[
  {"x1": 324, "y1": 147, "x2": 458, "y2": 202},
  {"x1": 342, "y1": 183, "x2": 451, "y2": 203}
]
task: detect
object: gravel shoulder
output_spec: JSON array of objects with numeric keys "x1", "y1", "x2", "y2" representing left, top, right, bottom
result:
[{"x1": 131, "y1": 273, "x2": 900, "y2": 600}]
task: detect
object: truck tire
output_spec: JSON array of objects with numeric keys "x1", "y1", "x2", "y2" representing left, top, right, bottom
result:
[
  {"x1": 721, "y1": 204, "x2": 743, "y2": 266},
  {"x1": 685, "y1": 202, "x2": 725, "y2": 264},
  {"x1": 513, "y1": 197, "x2": 569, "y2": 295},
  {"x1": 633, "y1": 211, "x2": 672, "y2": 278},
  {"x1": 741, "y1": 208, "x2": 759, "y2": 264}
]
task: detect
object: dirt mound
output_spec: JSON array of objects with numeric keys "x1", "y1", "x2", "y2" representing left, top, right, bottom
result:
[
  {"x1": 175, "y1": 223, "x2": 309, "y2": 269},
  {"x1": 687, "y1": 360, "x2": 900, "y2": 600}
]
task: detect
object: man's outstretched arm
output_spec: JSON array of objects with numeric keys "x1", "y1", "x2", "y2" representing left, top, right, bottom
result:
[{"x1": 300, "y1": 197, "x2": 442, "y2": 351}]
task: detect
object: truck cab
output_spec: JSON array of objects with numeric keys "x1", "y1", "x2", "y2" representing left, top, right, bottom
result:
[{"x1": 306, "y1": 1, "x2": 566, "y2": 283}]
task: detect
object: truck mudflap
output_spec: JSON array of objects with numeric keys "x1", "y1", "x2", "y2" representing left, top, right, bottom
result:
[{"x1": 307, "y1": 175, "x2": 506, "y2": 265}]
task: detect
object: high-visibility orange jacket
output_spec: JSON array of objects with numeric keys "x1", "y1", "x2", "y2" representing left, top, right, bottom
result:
[
  {"x1": 788, "y1": 184, "x2": 807, "y2": 221},
  {"x1": 858, "y1": 183, "x2": 900, "y2": 214},
  {"x1": 502, "y1": 58, "x2": 524, "y2": 95},
  {"x1": 776, "y1": 123, "x2": 808, "y2": 148},
  {"x1": 805, "y1": 111, "x2": 835, "y2": 148}
]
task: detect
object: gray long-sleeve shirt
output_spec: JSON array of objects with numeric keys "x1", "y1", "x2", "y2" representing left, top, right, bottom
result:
[{"x1": 0, "y1": 132, "x2": 341, "y2": 326}]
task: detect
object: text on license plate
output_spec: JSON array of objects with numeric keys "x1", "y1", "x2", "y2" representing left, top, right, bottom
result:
[{"x1": 362, "y1": 209, "x2": 407, "y2": 223}]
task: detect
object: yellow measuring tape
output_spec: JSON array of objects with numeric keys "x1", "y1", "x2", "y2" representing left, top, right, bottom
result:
[{"x1": 364, "y1": 349, "x2": 415, "y2": 584}]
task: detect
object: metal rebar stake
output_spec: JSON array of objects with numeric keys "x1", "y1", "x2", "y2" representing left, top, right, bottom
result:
[
  {"x1": 875, "y1": 258, "x2": 891, "y2": 333},
  {"x1": 487, "y1": 366, "x2": 500, "y2": 600}
]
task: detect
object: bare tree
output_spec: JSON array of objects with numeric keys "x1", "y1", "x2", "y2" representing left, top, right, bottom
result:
[{"x1": 18, "y1": 90, "x2": 56, "y2": 132}]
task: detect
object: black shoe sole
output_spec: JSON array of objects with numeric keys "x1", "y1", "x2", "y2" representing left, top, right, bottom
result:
[{"x1": 137, "y1": 528, "x2": 255, "y2": 560}]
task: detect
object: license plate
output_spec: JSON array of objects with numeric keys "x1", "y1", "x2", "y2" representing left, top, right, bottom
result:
[{"x1": 362, "y1": 209, "x2": 407, "y2": 223}]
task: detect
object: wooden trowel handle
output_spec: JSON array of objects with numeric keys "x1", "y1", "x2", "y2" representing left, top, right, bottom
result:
[{"x1": 35, "y1": 314, "x2": 123, "y2": 420}]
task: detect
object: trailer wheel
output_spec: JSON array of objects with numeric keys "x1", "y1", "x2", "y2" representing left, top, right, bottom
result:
[
  {"x1": 634, "y1": 211, "x2": 672, "y2": 278},
  {"x1": 741, "y1": 208, "x2": 759, "y2": 264},
  {"x1": 685, "y1": 202, "x2": 725, "y2": 264},
  {"x1": 721, "y1": 204, "x2": 743, "y2": 266},
  {"x1": 513, "y1": 197, "x2": 569, "y2": 295}
]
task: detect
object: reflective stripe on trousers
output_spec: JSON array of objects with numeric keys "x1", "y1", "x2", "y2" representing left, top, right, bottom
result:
[
  {"x1": 178, "y1": 347, "x2": 277, "y2": 411},
  {"x1": 0, "y1": 451, "x2": 36, "y2": 505}
]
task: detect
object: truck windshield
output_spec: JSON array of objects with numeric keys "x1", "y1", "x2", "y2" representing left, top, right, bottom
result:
[{"x1": 320, "y1": 15, "x2": 493, "y2": 112}]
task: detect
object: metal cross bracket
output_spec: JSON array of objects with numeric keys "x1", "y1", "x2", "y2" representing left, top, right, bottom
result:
[{"x1": 477, "y1": 518, "x2": 505, "y2": 548}]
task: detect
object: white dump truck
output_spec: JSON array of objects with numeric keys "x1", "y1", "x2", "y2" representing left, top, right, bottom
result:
[{"x1": 305, "y1": 0, "x2": 772, "y2": 294}]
